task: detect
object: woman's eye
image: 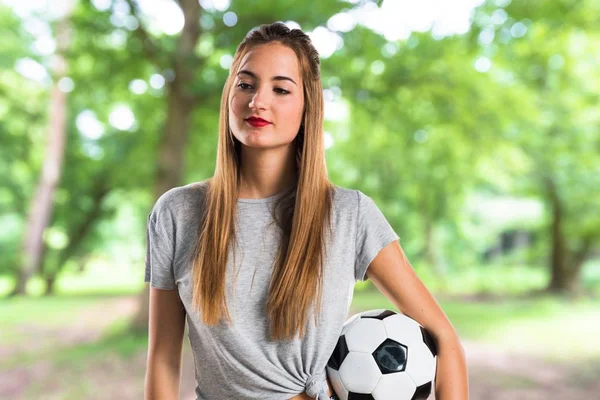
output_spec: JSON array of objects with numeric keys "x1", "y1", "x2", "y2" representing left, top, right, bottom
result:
[{"x1": 237, "y1": 83, "x2": 289, "y2": 95}]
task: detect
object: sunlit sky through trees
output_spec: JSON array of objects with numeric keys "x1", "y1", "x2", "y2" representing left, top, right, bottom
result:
[{"x1": 4, "y1": 0, "x2": 489, "y2": 136}]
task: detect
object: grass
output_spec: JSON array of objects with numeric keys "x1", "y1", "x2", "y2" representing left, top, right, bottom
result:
[
  {"x1": 0, "y1": 296, "x2": 102, "y2": 328},
  {"x1": 1, "y1": 261, "x2": 598, "y2": 400},
  {"x1": 49, "y1": 320, "x2": 148, "y2": 367},
  {"x1": 0, "y1": 257, "x2": 145, "y2": 298},
  {"x1": 1, "y1": 307, "x2": 148, "y2": 369},
  {"x1": 351, "y1": 289, "x2": 600, "y2": 362},
  {"x1": 409, "y1": 261, "x2": 600, "y2": 297},
  {"x1": 349, "y1": 260, "x2": 600, "y2": 362},
  {"x1": 4, "y1": 290, "x2": 595, "y2": 367},
  {"x1": 1, "y1": 260, "x2": 599, "y2": 368},
  {"x1": 1, "y1": 283, "x2": 598, "y2": 400}
]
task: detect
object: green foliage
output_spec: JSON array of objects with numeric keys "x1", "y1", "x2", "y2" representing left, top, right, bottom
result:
[{"x1": 0, "y1": 0, "x2": 598, "y2": 290}]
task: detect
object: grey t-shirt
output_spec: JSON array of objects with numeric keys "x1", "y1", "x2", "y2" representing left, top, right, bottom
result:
[{"x1": 144, "y1": 181, "x2": 399, "y2": 400}]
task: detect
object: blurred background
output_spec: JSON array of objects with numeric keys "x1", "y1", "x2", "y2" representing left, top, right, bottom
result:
[{"x1": 1, "y1": 0, "x2": 599, "y2": 399}]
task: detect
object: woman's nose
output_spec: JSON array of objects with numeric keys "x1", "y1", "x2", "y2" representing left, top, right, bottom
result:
[{"x1": 249, "y1": 88, "x2": 268, "y2": 110}]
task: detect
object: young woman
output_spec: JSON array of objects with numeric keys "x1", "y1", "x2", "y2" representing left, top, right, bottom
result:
[{"x1": 144, "y1": 22, "x2": 468, "y2": 400}]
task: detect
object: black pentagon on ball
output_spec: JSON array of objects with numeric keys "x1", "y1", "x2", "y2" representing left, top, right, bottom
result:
[
  {"x1": 348, "y1": 392, "x2": 375, "y2": 400},
  {"x1": 420, "y1": 326, "x2": 438, "y2": 357},
  {"x1": 412, "y1": 382, "x2": 432, "y2": 400},
  {"x1": 372, "y1": 338, "x2": 408, "y2": 374},
  {"x1": 327, "y1": 335, "x2": 349, "y2": 371},
  {"x1": 361, "y1": 309, "x2": 397, "y2": 320}
]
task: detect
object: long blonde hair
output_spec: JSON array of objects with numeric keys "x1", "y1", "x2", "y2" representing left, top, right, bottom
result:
[{"x1": 190, "y1": 22, "x2": 334, "y2": 340}]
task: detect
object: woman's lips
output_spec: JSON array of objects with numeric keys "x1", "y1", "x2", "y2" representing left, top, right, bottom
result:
[{"x1": 245, "y1": 119, "x2": 271, "y2": 127}]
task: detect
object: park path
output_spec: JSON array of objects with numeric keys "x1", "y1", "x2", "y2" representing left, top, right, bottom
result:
[{"x1": 1, "y1": 295, "x2": 597, "y2": 399}]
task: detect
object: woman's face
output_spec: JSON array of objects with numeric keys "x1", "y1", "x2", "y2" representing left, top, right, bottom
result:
[{"x1": 229, "y1": 42, "x2": 304, "y2": 150}]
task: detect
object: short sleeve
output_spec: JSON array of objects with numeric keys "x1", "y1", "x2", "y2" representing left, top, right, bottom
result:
[
  {"x1": 144, "y1": 197, "x2": 177, "y2": 290},
  {"x1": 354, "y1": 190, "x2": 400, "y2": 282}
]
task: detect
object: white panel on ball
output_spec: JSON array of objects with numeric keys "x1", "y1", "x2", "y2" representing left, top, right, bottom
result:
[
  {"x1": 344, "y1": 318, "x2": 387, "y2": 353},
  {"x1": 326, "y1": 367, "x2": 349, "y2": 400},
  {"x1": 383, "y1": 314, "x2": 423, "y2": 347},
  {"x1": 371, "y1": 373, "x2": 418, "y2": 400},
  {"x1": 341, "y1": 313, "x2": 361, "y2": 336},
  {"x1": 405, "y1": 342, "x2": 437, "y2": 386},
  {"x1": 338, "y1": 351, "x2": 382, "y2": 394}
]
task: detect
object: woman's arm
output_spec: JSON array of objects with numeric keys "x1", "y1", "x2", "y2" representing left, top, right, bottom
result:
[
  {"x1": 365, "y1": 241, "x2": 469, "y2": 400},
  {"x1": 145, "y1": 286, "x2": 187, "y2": 400}
]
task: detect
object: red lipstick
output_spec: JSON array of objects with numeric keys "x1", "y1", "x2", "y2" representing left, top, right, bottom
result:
[{"x1": 245, "y1": 116, "x2": 272, "y2": 127}]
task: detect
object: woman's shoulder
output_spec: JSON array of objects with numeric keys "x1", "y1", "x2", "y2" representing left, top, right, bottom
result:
[
  {"x1": 151, "y1": 179, "x2": 210, "y2": 216},
  {"x1": 330, "y1": 184, "x2": 363, "y2": 211}
]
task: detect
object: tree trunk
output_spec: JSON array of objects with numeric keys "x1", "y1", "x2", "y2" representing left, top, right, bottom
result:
[
  {"x1": 130, "y1": 0, "x2": 202, "y2": 334},
  {"x1": 563, "y1": 237, "x2": 593, "y2": 295},
  {"x1": 544, "y1": 177, "x2": 580, "y2": 294},
  {"x1": 10, "y1": 4, "x2": 74, "y2": 296},
  {"x1": 44, "y1": 275, "x2": 56, "y2": 296},
  {"x1": 43, "y1": 179, "x2": 111, "y2": 295}
]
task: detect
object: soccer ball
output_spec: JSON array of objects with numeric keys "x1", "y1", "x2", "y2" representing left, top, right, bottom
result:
[{"x1": 326, "y1": 309, "x2": 438, "y2": 400}]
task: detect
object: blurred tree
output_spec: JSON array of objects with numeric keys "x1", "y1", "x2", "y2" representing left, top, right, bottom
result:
[
  {"x1": 470, "y1": 0, "x2": 600, "y2": 293},
  {"x1": 0, "y1": 6, "x2": 44, "y2": 279},
  {"x1": 10, "y1": 0, "x2": 76, "y2": 296},
  {"x1": 326, "y1": 26, "x2": 529, "y2": 277},
  {"x1": 2, "y1": 0, "x2": 598, "y2": 312}
]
